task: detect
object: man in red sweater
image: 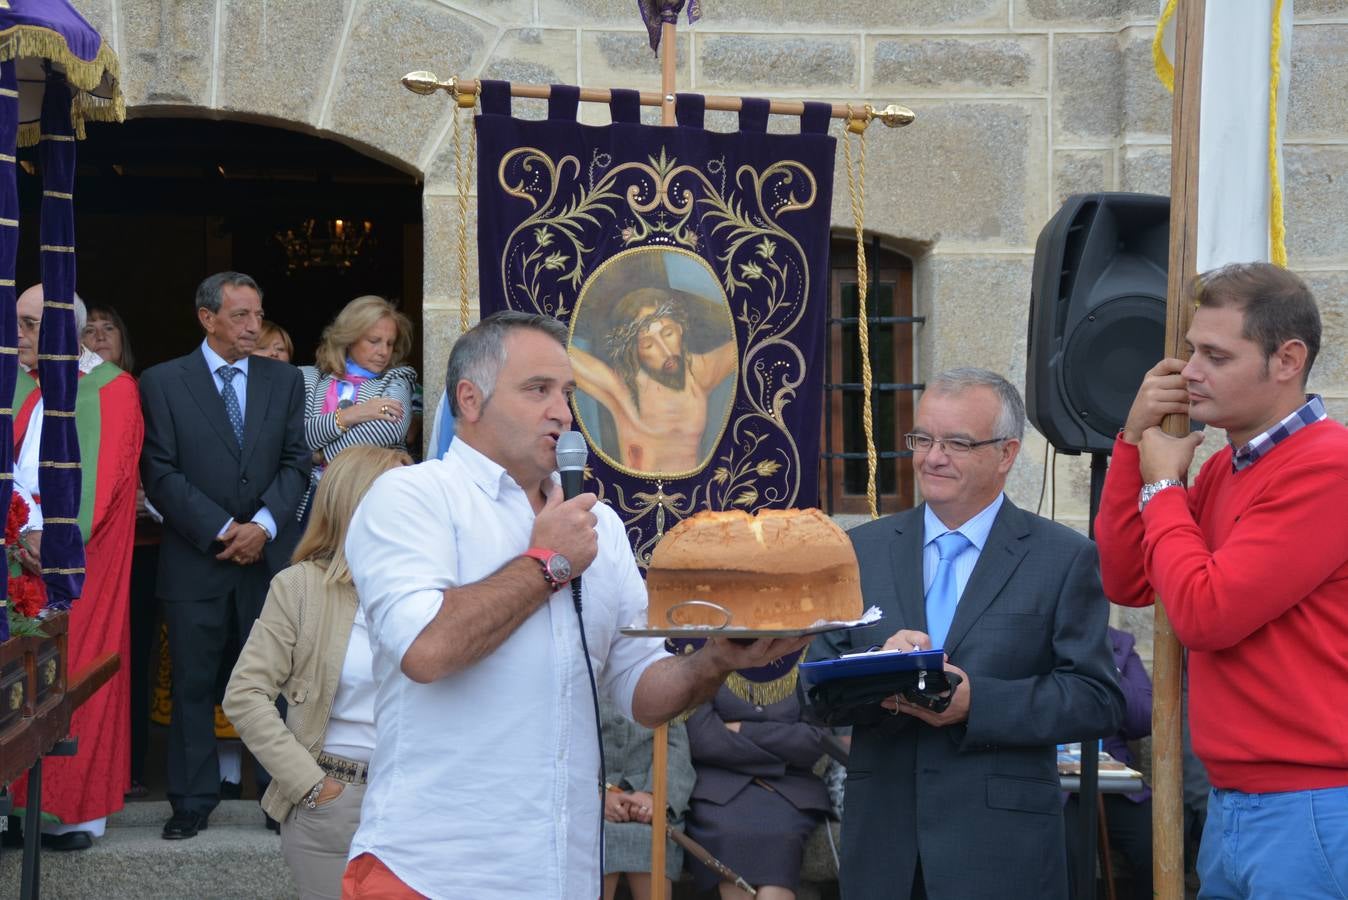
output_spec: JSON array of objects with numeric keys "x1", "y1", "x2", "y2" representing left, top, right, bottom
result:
[{"x1": 1095, "y1": 262, "x2": 1348, "y2": 898}]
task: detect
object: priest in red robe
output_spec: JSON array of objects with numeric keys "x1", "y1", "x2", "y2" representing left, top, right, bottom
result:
[{"x1": 9, "y1": 285, "x2": 144, "y2": 851}]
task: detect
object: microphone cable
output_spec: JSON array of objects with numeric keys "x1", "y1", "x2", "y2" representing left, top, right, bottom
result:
[{"x1": 571, "y1": 576, "x2": 608, "y2": 883}]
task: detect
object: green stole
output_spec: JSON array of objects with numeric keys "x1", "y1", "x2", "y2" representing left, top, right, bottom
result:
[{"x1": 13, "y1": 363, "x2": 121, "y2": 543}]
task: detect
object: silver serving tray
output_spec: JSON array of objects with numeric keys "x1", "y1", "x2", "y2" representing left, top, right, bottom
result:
[{"x1": 620, "y1": 602, "x2": 882, "y2": 640}]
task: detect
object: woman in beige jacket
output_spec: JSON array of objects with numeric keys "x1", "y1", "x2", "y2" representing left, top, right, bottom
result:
[{"x1": 224, "y1": 445, "x2": 410, "y2": 900}]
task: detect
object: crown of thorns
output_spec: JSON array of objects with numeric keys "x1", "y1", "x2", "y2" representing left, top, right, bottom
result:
[{"x1": 603, "y1": 299, "x2": 680, "y2": 359}]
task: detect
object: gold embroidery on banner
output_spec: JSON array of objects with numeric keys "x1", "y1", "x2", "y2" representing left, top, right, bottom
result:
[
  {"x1": 42, "y1": 191, "x2": 73, "y2": 200},
  {"x1": 39, "y1": 134, "x2": 75, "y2": 143},
  {"x1": 39, "y1": 245, "x2": 75, "y2": 253},
  {"x1": 39, "y1": 461, "x2": 81, "y2": 469},
  {"x1": 0, "y1": 154, "x2": 14, "y2": 163},
  {"x1": 37, "y1": 353, "x2": 79, "y2": 361},
  {"x1": 43, "y1": 300, "x2": 75, "y2": 309},
  {"x1": 41, "y1": 567, "x2": 86, "y2": 575},
  {"x1": 43, "y1": 410, "x2": 76, "y2": 418},
  {"x1": 0, "y1": 88, "x2": 15, "y2": 98},
  {"x1": 41, "y1": 517, "x2": 79, "y2": 525},
  {"x1": 0, "y1": 346, "x2": 17, "y2": 354},
  {"x1": 0, "y1": 217, "x2": 15, "y2": 227},
  {"x1": 497, "y1": 144, "x2": 818, "y2": 562}
]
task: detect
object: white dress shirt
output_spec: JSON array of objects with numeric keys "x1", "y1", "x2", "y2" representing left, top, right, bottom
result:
[
  {"x1": 344, "y1": 438, "x2": 665, "y2": 899},
  {"x1": 199, "y1": 340, "x2": 277, "y2": 541},
  {"x1": 922, "y1": 493, "x2": 1005, "y2": 600}
]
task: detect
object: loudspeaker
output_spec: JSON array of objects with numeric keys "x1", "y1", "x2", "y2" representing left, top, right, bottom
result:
[{"x1": 1026, "y1": 193, "x2": 1169, "y2": 455}]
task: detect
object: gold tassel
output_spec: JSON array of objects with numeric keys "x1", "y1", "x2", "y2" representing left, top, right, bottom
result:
[
  {"x1": 0, "y1": 24, "x2": 122, "y2": 95},
  {"x1": 724, "y1": 665, "x2": 800, "y2": 707}
]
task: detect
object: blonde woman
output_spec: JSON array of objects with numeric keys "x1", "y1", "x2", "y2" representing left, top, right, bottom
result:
[
  {"x1": 224, "y1": 445, "x2": 411, "y2": 900},
  {"x1": 254, "y1": 320, "x2": 294, "y2": 363},
  {"x1": 298, "y1": 295, "x2": 415, "y2": 520}
]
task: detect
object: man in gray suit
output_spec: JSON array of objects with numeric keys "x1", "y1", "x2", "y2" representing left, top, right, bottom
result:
[
  {"x1": 140, "y1": 272, "x2": 309, "y2": 840},
  {"x1": 810, "y1": 368, "x2": 1122, "y2": 900}
]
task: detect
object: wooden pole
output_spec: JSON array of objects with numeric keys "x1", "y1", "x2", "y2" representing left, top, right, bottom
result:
[
  {"x1": 661, "y1": 21, "x2": 677, "y2": 126},
  {"x1": 1156, "y1": 1, "x2": 1205, "y2": 897},
  {"x1": 402, "y1": 74, "x2": 914, "y2": 129},
  {"x1": 650, "y1": 25, "x2": 677, "y2": 898}
]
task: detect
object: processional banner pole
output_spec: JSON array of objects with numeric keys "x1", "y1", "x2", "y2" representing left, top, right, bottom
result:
[{"x1": 1156, "y1": 0, "x2": 1205, "y2": 897}]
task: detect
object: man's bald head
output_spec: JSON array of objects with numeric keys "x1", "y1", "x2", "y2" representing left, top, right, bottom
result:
[{"x1": 17, "y1": 284, "x2": 88, "y2": 369}]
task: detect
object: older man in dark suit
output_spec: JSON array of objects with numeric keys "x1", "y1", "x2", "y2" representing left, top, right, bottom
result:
[
  {"x1": 140, "y1": 272, "x2": 309, "y2": 840},
  {"x1": 810, "y1": 367, "x2": 1123, "y2": 900}
]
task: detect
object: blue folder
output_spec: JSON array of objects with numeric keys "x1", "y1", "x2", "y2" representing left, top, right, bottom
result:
[{"x1": 798, "y1": 649, "x2": 947, "y2": 686}]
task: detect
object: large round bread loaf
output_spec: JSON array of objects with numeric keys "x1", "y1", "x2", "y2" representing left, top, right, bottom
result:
[{"x1": 646, "y1": 508, "x2": 863, "y2": 630}]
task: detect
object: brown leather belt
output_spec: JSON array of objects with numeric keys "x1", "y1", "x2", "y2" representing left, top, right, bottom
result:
[{"x1": 316, "y1": 751, "x2": 369, "y2": 785}]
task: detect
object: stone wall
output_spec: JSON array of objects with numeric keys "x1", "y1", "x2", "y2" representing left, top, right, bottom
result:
[{"x1": 74, "y1": 0, "x2": 1348, "y2": 653}]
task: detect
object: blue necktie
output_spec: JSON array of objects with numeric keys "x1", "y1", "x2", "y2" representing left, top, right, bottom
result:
[
  {"x1": 926, "y1": 531, "x2": 972, "y2": 651},
  {"x1": 218, "y1": 365, "x2": 244, "y2": 447}
]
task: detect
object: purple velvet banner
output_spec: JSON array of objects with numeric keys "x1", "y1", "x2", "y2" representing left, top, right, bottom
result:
[
  {"x1": 476, "y1": 84, "x2": 836, "y2": 566},
  {"x1": 35, "y1": 72, "x2": 84, "y2": 609},
  {"x1": 0, "y1": 61, "x2": 17, "y2": 641}
]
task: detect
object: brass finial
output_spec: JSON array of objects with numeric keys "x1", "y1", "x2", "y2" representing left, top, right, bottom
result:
[
  {"x1": 402, "y1": 71, "x2": 453, "y2": 96},
  {"x1": 873, "y1": 104, "x2": 915, "y2": 128}
]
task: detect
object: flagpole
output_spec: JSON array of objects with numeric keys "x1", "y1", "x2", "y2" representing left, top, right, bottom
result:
[
  {"x1": 647, "y1": 22, "x2": 677, "y2": 897},
  {"x1": 1157, "y1": 1, "x2": 1205, "y2": 897}
]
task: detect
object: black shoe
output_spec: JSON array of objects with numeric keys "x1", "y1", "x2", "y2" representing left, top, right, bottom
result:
[
  {"x1": 41, "y1": 831, "x2": 92, "y2": 851},
  {"x1": 264, "y1": 814, "x2": 280, "y2": 833},
  {"x1": 0, "y1": 817, "x2": 21, "y2": 848},
  {"x1": 219, "y1": 780, "x2": 242, "y2": 800},
  {"x1": 162, "y1": 810, "x2": 208, "y2": 840}
]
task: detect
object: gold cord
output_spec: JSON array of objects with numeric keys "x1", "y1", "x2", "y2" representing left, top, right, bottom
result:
[
  {"x1": 842, "y1": 107, "x2": 878, "y2": 519},
  {"x1": 451, "y1": 83, "x2": 479, "y2": 336}
]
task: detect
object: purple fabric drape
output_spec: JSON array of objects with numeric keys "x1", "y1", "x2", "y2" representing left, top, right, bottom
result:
[
  {"x1": 35, "y1": 72, "x2": 84, "y2": 609},
  {"x1": 0, "y1": 61, "x2": 18, "y2": 641}
]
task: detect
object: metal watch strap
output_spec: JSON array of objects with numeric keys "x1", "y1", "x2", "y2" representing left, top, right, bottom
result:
[{"x1": 1139, "y1": 479, "x2": 1184, "y2": 512}]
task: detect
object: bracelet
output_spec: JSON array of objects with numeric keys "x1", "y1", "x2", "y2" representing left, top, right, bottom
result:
[
  {"x1": 252, "y1": 521, "x2": 272, "y2": 541},
  {"x1": 334, "y1": 409, "x2": 348, "y2": 433},
  {"x1": 302, "y1": 780, "x2": 325, "y2": 810}
]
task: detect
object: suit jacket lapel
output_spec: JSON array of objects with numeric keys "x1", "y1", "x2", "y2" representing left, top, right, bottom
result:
[
  {"x1": 183, "y1": 352, "x2": 240, "y2": 460},
  {"x1": 944, "y1": 499, "x2": 1031, "y2": 655},
  {"x1": 240, "y1": 362, "x2": 272, "y2": 468},
  {"x1": 887, "y1": 506, "x2": 928, "y2": 634}
]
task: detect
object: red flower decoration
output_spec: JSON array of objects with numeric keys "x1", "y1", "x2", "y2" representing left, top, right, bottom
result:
[
  {"x1": 7, "y1": 492, "x2": 29, "y2": 546},
  {"x1": 8, "y1": 573, "x2": 45, "y2": 618}
]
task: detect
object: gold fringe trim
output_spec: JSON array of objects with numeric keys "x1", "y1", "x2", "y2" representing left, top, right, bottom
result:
[
  {"x1": 724, "y1": 666, "x2": 800, "y2": 707},
  {"x1": 0, "y1": 24, "x2": 122, "y2": 96}
]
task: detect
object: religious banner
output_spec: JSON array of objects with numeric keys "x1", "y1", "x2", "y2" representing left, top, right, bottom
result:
[{"x1": 476, "y1": 82, "x2": 836, "y2": 564}]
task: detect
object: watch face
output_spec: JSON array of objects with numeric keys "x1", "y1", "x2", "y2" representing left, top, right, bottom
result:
[{"x1": 546, "y1": 554, "x2": 572, "y2": 584}]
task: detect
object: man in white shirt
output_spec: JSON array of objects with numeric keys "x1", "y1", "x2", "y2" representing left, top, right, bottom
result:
[{"x1": 343, "y1": 311, "x2": 807, "y2": 899}]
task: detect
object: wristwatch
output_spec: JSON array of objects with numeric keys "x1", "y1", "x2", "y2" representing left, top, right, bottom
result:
[
  {"x1": 1138, "y1": 479, "x2": 1184, "y2": 512},
  {"x1": 522, "y1": 548, "x2": 572, "y2": 590}
]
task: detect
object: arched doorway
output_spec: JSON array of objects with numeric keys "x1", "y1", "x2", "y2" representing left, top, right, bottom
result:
[{"x1": 15, "y1": 117, "x2": 424, "y2": 379}]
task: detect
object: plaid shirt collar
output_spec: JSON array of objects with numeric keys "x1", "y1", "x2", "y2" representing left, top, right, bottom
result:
[{"x1": 1230, "y1": 394, "x2": 1327, "y2": 472}]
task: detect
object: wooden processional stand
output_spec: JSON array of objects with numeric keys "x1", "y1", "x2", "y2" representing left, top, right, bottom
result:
[{"x1": 404, "y1": 14, "x2": 912, "y2": 899}]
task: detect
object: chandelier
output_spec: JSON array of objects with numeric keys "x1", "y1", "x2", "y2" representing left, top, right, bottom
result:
[{"x1": 275, "y1": 218, "x2": 375, "y2": 272}]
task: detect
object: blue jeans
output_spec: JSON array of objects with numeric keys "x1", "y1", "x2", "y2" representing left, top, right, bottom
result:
[{"x1": 1198, "y1": 786, "x2": 1348, "y2": 899}]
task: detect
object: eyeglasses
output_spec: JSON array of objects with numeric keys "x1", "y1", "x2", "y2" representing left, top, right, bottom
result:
[{"x1": 904, "y1": 433, "x2": 1009, "y2": 455}]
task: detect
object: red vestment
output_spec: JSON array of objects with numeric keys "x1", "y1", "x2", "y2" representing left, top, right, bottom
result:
[{"x1": 10, "y1": 361, "x2": 144, "y2": 824}]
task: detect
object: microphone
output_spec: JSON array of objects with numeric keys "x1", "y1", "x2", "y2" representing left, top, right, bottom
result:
[{"x1": 556, "y1": 430, "x2": 588, "y2": 501}]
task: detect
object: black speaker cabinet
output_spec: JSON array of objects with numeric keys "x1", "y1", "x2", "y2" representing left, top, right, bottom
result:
[{"x1": 1027, "y1": 193, "x2": 1169, "y2": 455}]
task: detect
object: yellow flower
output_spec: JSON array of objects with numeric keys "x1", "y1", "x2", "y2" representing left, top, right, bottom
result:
[
  {"x1": 732, "y1": 488, "x2": 758, "y2": 507},
  {"x1": 543, "y1": 250, "x2": 568, "y2": 270},
  {"x1": 712, "y1": 467, "x2": 730, "y2": 485},
  {"x1": 754, "y1": 460, "x2": 781, "y2": 477},
  {"x1": 534, "y1": 227, "x2": 554, "y2": 247},
  {"x1": 755, "y1": 236, "x2": 776, "y2": 259},
  {"x1": 740, "y1": 261, "x2": 764, "y2": 280}
]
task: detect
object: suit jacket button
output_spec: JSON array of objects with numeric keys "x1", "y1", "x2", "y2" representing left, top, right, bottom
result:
[{"x1": 240, "y1": 477, "x2": 249, "y2": 485}]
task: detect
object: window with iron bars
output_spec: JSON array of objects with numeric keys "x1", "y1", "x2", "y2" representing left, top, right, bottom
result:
[{"x1": 820, "y1": 236, "x2": 921, "y2": 515}]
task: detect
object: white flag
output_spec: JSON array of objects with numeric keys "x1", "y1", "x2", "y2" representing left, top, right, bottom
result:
[{"x1": 1154, "y1": 0, "x2": 1293, "y2": 270}]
